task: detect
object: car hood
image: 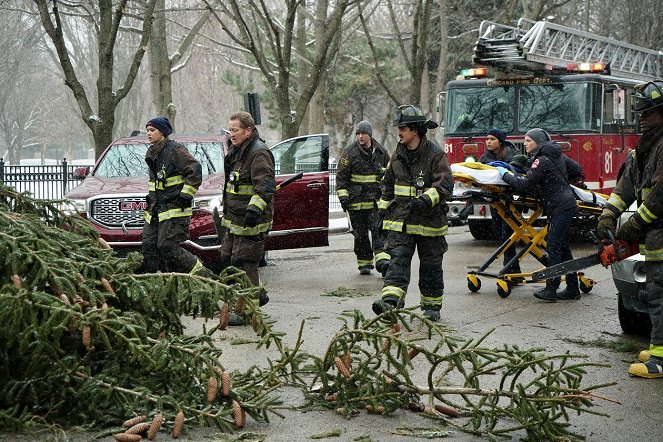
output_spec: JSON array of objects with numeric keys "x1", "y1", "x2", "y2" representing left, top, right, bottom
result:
[{"x1": 65, "y1": 174, "x2": 225, "y2": 199}]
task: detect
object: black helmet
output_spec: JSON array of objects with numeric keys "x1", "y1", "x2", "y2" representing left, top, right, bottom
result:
[
  {"x1": 632, "y1": 80, "x2": 663, "y2": 113},
  {"x1": 393, "y1": 104, "x2": 439, "y2": 129}
]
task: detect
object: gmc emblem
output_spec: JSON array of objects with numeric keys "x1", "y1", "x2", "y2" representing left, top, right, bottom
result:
[{"x1": 120, "y1": 201, "x2": 147, "y2": 211}]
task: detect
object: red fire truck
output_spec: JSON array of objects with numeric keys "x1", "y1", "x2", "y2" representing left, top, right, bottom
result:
[{"x1": 443, "y1": 18, "x2": 663, "y2": 239}]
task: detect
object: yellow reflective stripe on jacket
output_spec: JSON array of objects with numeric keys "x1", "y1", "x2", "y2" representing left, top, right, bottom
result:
[
  {"x1": 377, "y1": 199, "x2": 392, "y2": 210},
  {"x1": 423, "y1": 188, "x2": 440, "y2": 206},
  {"x1": 165, "y1": 175, "x2": 185, "y2": 187},
  {"x1": 225, "y1": 184, "x2": 255, "y2": 195},
  {"x1": 221, "y1": 218, "x2": 272, "y2": 235},
  {"x1": 643, "y1": 245, "x2": 663, "y2": 261},
  {"x1": 381, "y1": 285, "x2": 405, "y2": 300},
  {"x1": 189, "y1": 260, "x2": 205, "y2": 274},
  {"x1": 349, "y1": 201, "x2": 376, "y2": 210},
  {"x1": 351, "y1": 173, "x2": 379, "y2": 183},
  {"x1": 158, "y1": 207, "x2": 192, "y2": 221},
  {"x1": 637, "y1": 204, "x2": 658, "y2": 223},
  {"x1": 148, "y1": 182, "x2": 156, "y2": 191},
  {"x1": 607, "y1": 193, "x2": 628, "y2": 212},
  {"x1": 144, "y1": 211, "x2": 152, "y2": 224},
  {"x1": 249, "y1": 194, "x2": 267, "y2": 211},
  {"x1": 181, "y1": 184, "x2": 198, "y2": 198},
  {"x1": 336, "y1": 188, "x2": 349, "y2": 198},
  {"x1": 374, "y1": 251, "x2": 390, "y2": 263},
  {"x1": 394, "y1": 184, "x2": 416, "y2": 197}
]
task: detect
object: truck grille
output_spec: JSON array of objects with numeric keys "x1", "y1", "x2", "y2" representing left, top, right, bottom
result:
[{"x1": 91, "y1": 197, "x2": 146, "y2": 228}]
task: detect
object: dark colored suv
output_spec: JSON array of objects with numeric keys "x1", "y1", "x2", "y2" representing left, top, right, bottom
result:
[{"x1": 65, "y1": 132, "x2": 330, "y2": 270}]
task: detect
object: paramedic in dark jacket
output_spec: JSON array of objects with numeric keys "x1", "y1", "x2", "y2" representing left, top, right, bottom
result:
[
  {"x1": 496, "y1": 128, "x2": 581, "y2": 302},
  {"x1": 142, "y1": 117, "x2": 204, "y2": 274},
  {"x1": 595, "y1": 80, "x2": 663, "y2": 379},
  {"x1": 336, "y1": 120, "x2": 390, "y2": 275},
  {"x1": 371, "y1": 105, "x2": 454, "y2": 322},
  {"x1": 479, "y1": 128, "x2": 521, "y2": 274},
  {"x1": 220, "y1": 111, "x2": 275, "y2": 323}
]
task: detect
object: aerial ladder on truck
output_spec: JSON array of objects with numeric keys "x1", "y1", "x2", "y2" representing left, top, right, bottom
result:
[{"x1": 473, "y1": 18, "x2": 663, "y2": 81}]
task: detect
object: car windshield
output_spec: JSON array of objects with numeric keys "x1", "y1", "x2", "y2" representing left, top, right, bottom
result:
[
  {"x1": 519, "y1": 82, "x2": 600, "y2": 132},
  {"x1": 93, "y1": 142, "x2": 223, "y2": 177}
]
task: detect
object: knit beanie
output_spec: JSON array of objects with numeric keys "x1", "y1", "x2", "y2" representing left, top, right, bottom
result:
[
  {"x1": 355, "y1": 120, "x2": 373, "y2": 136},
  {"x1": 146, "y1": 117, "x2": 173, "y2": 137},
  {"x1": 525, "y1": 128, "x2": 550, "y2": 147},
  {"x1": 487, "y1": 128, "x2": 506, "y2": 143}
]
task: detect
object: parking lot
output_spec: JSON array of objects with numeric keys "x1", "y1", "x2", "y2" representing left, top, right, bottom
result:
[{"x1": 185, "y1": 223, "x2": 661, "y2": 441}]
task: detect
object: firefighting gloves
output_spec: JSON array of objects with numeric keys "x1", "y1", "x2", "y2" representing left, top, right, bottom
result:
[
  {"x1": 408, "y1": 197, "x2": 428, "y2": 214},
  {"x1": 244, "y1": 209, "x2": 260, "y2": 228},
  {"x1": 596, "y1": 212, "x2": 616, "y2": 239},
  {"x1": 616, "y1": 217, "x2": 642, "y2": 241},
  {"x1": 146, "y1": 194, "x2": 152, "y2": 206},
  {"x1": 340, "y1": 198, "x2": 350, "y2": 212},
  {"x1": 495, "y1": 166, "x2": 509, "y2": 177}
]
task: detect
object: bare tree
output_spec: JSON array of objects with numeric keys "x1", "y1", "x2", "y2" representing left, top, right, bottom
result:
[{"x1": 33, "y1": 0, "x2": 157, "y2": 158}]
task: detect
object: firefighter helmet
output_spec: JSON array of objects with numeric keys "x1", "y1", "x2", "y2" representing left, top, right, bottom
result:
[
  {"x1": 393, "y1": 105, "x2": 439, "y2": 129},
  {"x1": 632, "y1": 80, "x2": 663, "y2": 113}
]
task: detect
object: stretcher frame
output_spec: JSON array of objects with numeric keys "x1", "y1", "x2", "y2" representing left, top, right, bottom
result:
[{"x1": 453, "y1": 168, "x2": 600, "y2": 298}]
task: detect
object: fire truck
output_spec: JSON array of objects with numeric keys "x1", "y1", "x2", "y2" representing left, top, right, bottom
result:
[{"x1": 443, "y1": 18, "x2": 663, "y2": 239}]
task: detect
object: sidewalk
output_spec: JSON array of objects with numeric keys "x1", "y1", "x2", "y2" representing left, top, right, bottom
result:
[{"x1": 329, "y1": 209, "x2": 349, "y2": 234}]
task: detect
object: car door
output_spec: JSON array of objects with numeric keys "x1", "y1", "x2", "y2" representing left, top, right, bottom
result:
[{"x1": 267, "y1": 133, "x2": 329, "y2": 250}]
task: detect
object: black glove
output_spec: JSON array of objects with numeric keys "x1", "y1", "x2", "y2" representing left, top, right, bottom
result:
[
  {"x1": 146, "y1": 194, "x2": 152, "y2": 207},
  {"x1": 595, "y1": 213, "x2": 616, "y2": 240},
  {"x1": 616, "y1": 217, "x2": 642, "y2": 241},
  {"x1": 177, "y1": 196, "x2": 192, "y2": 208},
  {"x1": 408, "y1": 198, "x2": 427, "y2": 214},
  {"x1": 340, "y1": 199, "x2": 350, "y2": 212},
  {"x1": 244, "y1": 209, "x2": 259, "y2": 228}
]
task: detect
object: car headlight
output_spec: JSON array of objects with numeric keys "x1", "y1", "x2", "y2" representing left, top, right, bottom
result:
[
  {"x1": 62, "y1": 198, "x2": 87, "y2": 215},
  {"x1": 195, "y1": 195, "x2": 222, "y2": 212}
]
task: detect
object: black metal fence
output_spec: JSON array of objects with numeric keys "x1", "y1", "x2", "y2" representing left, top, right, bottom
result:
[{"x1": 0, "y1": 158, "x2": 84, "y2": 200}]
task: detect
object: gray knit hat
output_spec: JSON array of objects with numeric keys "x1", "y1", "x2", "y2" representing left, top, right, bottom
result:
[
  {"x1": 356, "y1": 120, "x2": 373, "y2": 136},
  {"x1": 525, "y1": 128, "x2": 550, "y2": 147}
]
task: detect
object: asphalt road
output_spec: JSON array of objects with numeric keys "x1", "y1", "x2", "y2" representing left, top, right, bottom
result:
[{"x1": 187, "y1": 225, "x2": 661, "y2": 441}]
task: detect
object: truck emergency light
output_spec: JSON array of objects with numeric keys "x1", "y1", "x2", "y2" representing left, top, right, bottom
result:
[
  {"x1": 459, "y1": 68, "x2": 487, "y2": 78},
  {"x1": 566, "y1": 62, "x2": 606, "y2": 73},
  {"x1": 461, "y1": 143, "x2": 480, "y2": 154}
]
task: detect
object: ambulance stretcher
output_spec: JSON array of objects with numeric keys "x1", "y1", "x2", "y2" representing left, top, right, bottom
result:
[{"x1": 451, "y1": 162, "x2": 607, "y2": 298}]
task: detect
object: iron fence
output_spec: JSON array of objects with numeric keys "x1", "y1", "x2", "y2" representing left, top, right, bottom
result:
[{"x1": 0, "y1": 159, "x2": 84, "y2": 200}]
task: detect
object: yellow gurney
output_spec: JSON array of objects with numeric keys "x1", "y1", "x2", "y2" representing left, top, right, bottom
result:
[{"x1": 451, "y1": 162, "x2": 605, "y2": 298}]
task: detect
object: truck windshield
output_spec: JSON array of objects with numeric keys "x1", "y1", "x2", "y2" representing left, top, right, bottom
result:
[
  {"x1": 446, "y1": 81, "x2": 601, "y2": 135},
  {"x1": 94, "y1": 142, "x2": 223, "y2": 178}
]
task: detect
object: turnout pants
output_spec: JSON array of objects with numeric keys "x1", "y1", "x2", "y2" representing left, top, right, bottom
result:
[
  {"x1": 349, "y1": 208, "x2": 386, "y2": 270},
  {"x1": 380, "y1": 231, "x2": 447, "y2": 311},
  {"x1": 141, "y1": 216, "x2": 199, "y2": 273},
  {"x1": 643, "y1": 262, "x2": 663, "y2": 359},
  {"x1": 545, "y1": 207, "x2": 578, "y2": 292},
  {"x1": 218, "y1": 231, "x2": 266, "y2": 285}
]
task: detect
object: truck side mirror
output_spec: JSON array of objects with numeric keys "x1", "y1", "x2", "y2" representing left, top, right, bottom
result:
[{"x1": 73, "y1": 166, "x2": 90, "y2": 179}]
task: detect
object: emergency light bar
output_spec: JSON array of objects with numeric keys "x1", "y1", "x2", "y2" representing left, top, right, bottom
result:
[
  {"x1": 459, "y1": 68, "x2": 487, "y2": 78},
  {"x1": 566, "y1": 62, "x2": 606, "y2": 73}
]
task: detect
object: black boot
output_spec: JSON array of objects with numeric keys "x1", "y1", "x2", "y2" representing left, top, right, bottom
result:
[
  {"x1": 557, "y1": 273, "x2": 580, "y2": 300},
  {"x1": 533, "y1": 281, "x2": 558, "y2": 302}
]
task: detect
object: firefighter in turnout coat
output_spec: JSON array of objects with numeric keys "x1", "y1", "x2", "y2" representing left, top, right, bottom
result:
[
  {"x1": 596, "y1": 80, "x2": 663, "y2": 378},
  {"x1": 371, "y1": 105, "x2": 454, "y2": 322},
  {"x1": 336, "y1": 120, "x2": 390, "y2": 275},
  {"x1": 142, "y1": 117, "x2": 204, "y2": 274}
]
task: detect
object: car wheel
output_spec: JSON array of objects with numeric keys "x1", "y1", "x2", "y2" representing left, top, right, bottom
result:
[
  {"x1": 468, "y1": 219, "x2": 497, "y2": 240},
  {"x1": 617, "y1": 293, "x2": 651, "y2": 336}
]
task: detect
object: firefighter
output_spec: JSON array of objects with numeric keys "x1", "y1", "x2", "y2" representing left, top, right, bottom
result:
[
  {"x1": 141, "y1": 117, "x2": 206, "y2": 275},
  {"x1": 336, "y1": 120, "x2": 390, "y2": 275},
  {"x1": 595, "y1": 80, "x2": 663, "y2": 378},
  {"x1": 220, "y1": 111, "x2": 275, "y2": 325},
  {"x1": 496, "y1": 128, "x2": 582, "y2": 302},
  {"x1": 371, "y1": 105, "x2": 454, "y2": 322}
]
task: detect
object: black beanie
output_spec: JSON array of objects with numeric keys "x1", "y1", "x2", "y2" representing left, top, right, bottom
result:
[
  {"x1": 487, "y1": 128, "x2": 506, "y2": 143},
  {"x1": 525, "y1": 128, "x2": 550, "y2": 147},
  {"x1": 356, "y1": 120, "x2": 373, "y2": 136},
  {"x1": 146, "y1": 117, "x2": 173, "y2": 137}
]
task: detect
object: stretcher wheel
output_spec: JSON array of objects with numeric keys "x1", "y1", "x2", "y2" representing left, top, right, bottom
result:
[
  {"x1": 578, "y1": 273, "x2": 595, "y2": 293},
  {"x1": 467, "y1": 275, "x2": 481, "y2": 292},
  {"x1": 496, "y1": 280, "x2": 511, "y2": 298}
]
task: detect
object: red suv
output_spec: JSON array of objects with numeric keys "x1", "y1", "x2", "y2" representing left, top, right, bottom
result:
[{"x1": 65, "y1": 132, "x2": 330, "y2": 270}]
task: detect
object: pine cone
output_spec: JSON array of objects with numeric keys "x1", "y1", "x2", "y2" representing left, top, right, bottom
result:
[
  {"x1": 113, "y1": 434, "x2": 141, "y2": 442},
  {"x1": 408, "y1": 348, "x2": 420, "y2": 360},
  {"x1": 251, "y1": 313, "x2": 259, "y2": 332},
  {"x1": 48, "y1": 277, "x2": 62, "y2": 296},
  {"x1": 100, "y1": 277, "x2": 115, "y2": 294},
  {"x1": 82, "y1": 325, "x2": 91, "y2": 350},
  {"x1": 11, "y1": 274, "x2": 22, "y2": 289},
  {"x1": 59, "y1": 294, "x2": 71, "y2": 306},
  {"x1": 125, "y1": 422, "x2": 150, "y2": 435},
  {"x1": 147, "y1": 413, "x2": 163, "y2": 440},
  {"x1": 219, "y1": 303, "x2": 229, "y2": 330},
  {"x1": 232, "y1": 400, "x2": 245, "y2": 428},
  {"x1": 221, "y1": 371, "x2": 231, "y2": 397},
  {"x1": 69, "y1": 317, "x2": 79, "y2": 335},
  {"x1": 234, "y1": 297, "x2": 245, "y2": 314},
  {"x1": 171, "y1": 410, "x2": 184, "y2": 438},
  {"x1": 122, "y1": 415, "x2": 146, "y2": 428},
  {"x1": 434, "y1": 403, "x2": 460, "y2": 417},
  {"x1": 334, "y1": 356, "x2": 351, "y2": 379},
  {"x1": 343, "y1": 351, "x2": 351, "y2": 370},
  {"x1": 207, "y1": 376, "x2": 218, "y2": 403}
]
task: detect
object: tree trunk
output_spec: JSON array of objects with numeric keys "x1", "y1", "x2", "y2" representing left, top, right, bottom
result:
[{"x1": 149, "y1": 0, "x2": 176, "y2": 127}]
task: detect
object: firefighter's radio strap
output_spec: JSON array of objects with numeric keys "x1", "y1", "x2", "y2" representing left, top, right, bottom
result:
[{"x1": 450, "y1": 161, "x2": 607, "y2": 298}]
